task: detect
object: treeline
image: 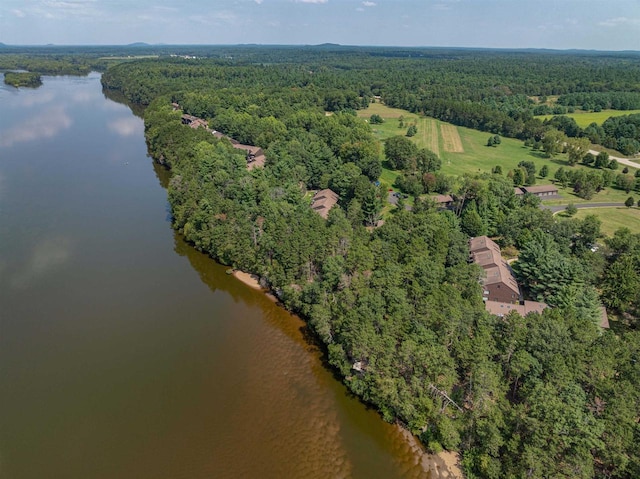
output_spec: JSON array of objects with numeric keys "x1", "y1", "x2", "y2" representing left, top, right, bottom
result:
[{"x1": 558, "y1": 92, "x2": 640, "y2": 111}]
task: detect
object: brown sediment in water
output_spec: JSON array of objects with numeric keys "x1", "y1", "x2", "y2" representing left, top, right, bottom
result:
[{"x1": 230, "y1": 270, "x2": 465, "y2": 479}]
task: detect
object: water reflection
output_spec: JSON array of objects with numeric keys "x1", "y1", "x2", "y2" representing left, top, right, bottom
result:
[
  {"x1": 107, "y1": 116, "x2": 143, "y2": 137},
  {"x1": 11, "y1": 236, "x2": 73, "y2": 289},
  {"x1": 0, "y1": 105, "x2": 72, "y2": 147}
]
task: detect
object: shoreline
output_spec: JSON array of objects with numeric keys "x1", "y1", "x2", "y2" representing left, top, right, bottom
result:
[
  {"x1": 231, "y1": 265, "x2": 465, "y2": 478},
  {"x1": 231, "y1": 270, "x2": 263, "y2": 290}
]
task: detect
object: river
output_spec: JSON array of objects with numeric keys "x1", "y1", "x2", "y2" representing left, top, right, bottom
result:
[{"x1": 0, "y1": 73, "x2": 456, "y2": 479}]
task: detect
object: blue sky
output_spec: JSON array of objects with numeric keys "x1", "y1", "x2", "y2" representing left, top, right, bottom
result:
[{"x1": 1, "y1": 0, "x2": 640, "y2": 50}]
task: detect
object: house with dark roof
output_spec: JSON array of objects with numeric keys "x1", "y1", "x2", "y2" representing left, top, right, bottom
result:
[
  {"x1": 515, "y1": 184, "x2": 559, "y2": 198},
  {"x1": 470, "y1": 236, "x2": 521, "y2": 304},
  {"x1": 432, "y1": 194, "x2": 454, "y2": 208},
  {"x1": 311, "y1": 189, "x2": 339, "y2": 219}
]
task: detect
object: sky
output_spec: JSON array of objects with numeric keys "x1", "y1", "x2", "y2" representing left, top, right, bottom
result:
[{"x1": 1, "y1": 0, "x2": 640, "y2": 50}]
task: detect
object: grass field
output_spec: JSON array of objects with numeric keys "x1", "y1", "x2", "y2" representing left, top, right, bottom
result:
[
  {"x1": 360, "y1": 103, "x2": 640, "y2": 205},
  {"x1": 572, "y1": 207, "x2": 640, "y2": 236},
  {"x1": 536, "y1": 109, "x2": 640, "y2": 128}
]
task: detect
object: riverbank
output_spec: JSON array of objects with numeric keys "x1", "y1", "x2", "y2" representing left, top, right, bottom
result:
[
  {"x1": 232, "y1": 270, "x2": 263, "y2": 290},
  {"x1": 231, "y1": 266, "x2": 466, "y2": 478}
]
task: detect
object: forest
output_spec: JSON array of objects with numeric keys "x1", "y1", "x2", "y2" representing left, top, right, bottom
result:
[
  {"x1": 98, "y1": 47, "x2": 640, "y2": 479},
  {"x1": 5, "y1": 46, "x2": 639, "y2": 478}
]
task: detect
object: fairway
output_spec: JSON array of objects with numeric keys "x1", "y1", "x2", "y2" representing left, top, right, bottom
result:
[
  {"x1": 536, "y1": 109, "x2": 640, "y2": 128},
  {"x1": 573, "y1": 207, "x2": 640, "y2": 236},
  {"x1": 360, "y1": 103, "x2": 639, "y2": 204},
  {"x1": 421, "y1": 118, "x2": 440, "y2": 156},
  {"x1": 440, "y1": 123, "x2": 464, "y2": 153}
]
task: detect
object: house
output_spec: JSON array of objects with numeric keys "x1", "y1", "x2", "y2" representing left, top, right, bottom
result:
[
  {"x1": 231, "y1": 143, "x2": 266, "y2": 170},
  {"x1": 517, "y1": 184, "x2": 559, "y2": 198},
  {"x1": 432, "y1": 194, "x2": 454, "y2": 208},
  {"x1": 485, "y1": 300, "x2": 548, "y2": 317},
  {"x1": 311, "y1": 189, "x2": 339, "y2": 219},
  {"x1": 469, "y1": 236, "x2": 521, "y2": 303}
]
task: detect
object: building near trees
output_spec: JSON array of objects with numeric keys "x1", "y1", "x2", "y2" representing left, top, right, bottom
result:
[
  {"x1": 311, "y1": 189, "x2": 340, "y2": 219},
  {"x1": 470, "y1": 236, "x2": 548, "y2": 316}
]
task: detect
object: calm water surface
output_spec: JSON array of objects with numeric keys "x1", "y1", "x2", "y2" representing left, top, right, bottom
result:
[{"x1": 0, "y1": 74, "x2": 437, "y2": 479}]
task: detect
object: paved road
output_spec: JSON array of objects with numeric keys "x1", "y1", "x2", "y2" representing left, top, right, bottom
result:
[
  {"x1": 588, "y1": 149, "x2": 640, "y2": 169},
  {"x1": 542, "y1": 202, "x2": 625, "y2": 213}
]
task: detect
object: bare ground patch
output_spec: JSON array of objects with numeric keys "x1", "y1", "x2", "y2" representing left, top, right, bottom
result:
[{"x1": 440, "y1": 123, "x2": 464, "y2": 153}]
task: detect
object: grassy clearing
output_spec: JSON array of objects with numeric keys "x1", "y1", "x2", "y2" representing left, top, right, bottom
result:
[
  {"x1": 358, "y1": 102, "x2": 416, "y2": 119},
  {"x1": 440, "y1": 123, "x2": 464, "y2": 153},
  {"x1": 572, "y1": 207, "x2": 640, "y2": 236},
  {"x1": 362, "y1": 103, "x2": 639, "y2": 204},
  {"x1": 422, "y1": 118, "x2": 440, "y2": 156},
  {"x1": 536, "y1": 109, "x2": 640, "y2": 128}
]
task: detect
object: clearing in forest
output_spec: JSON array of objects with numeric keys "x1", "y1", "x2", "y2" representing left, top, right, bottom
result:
[
  {"x1": 421, "y1": 118, "x2": 440, "y2": 157},
  {"x1": 440, "y1": 123, "x2": 464, "y2": 153}
]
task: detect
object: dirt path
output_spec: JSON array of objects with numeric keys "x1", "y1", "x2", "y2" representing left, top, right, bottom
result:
[{"x1": 588, "y1": 149, "x2": 640, "y2": 169}]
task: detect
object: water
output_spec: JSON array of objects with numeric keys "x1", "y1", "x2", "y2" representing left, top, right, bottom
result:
[{"x1": 0, "y1": 73, "x2": 444, "y2": 479}]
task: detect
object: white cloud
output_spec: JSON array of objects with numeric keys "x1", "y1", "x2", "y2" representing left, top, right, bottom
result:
[
  {"x1": 599, "y1": 17, "x2": 640, "y2": 27},
  {"x1": 255, "y1": 0, "x2": 264, "y2": 3},
  {"x1": 362, "y1": 1, "x2": 376, "y2": 6},
  {"x1": 294, "y1": 0, "x2": 328, "y2": 3},
  {"x1": 12, "y1": 9, "x2": 26, "y2": 17}
]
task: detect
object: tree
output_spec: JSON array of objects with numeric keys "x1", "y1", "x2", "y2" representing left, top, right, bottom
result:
[
  {"x1": 492, "y1": 165, "x2": 503, "y2": 175},
  {"x1": 616, "y1": 174, "x2": 636, "y2": 194},
  {"x1": 625, "y1": 196, "x2": 635, "y2": 208},
  {"x1": 539, "y1": 165, "x2": 549, "y2": 178},
  {"x1": 512, "y1": 168, "x2": 525, "y2": 186},
  {"x1": 582, "y1": 152, "x2": 595, "y2": 166},
  {"x1": 565, "y1": 137, "x2": 590, "y2": 166},
  {"x1": 370, "y1": 114, "x2": 384, "y2": 124},
  {"x1": 406, "y1": 124, "x2": 417, "y2": 137},
  {"x1": 487, "y1": 136, "x2": 495, "y2": 147},
  {"x1": 566, "y1": 203, "x2": 577, "y2": 217},
  {"x1": 608, "y1": 159, "x2": 619, "y2": 170},
  {"x1": 541, "y1": 128, "x2": 567, "y2": 157},
  {"x1": 595, "y1": 151, "x2": 609, "y2": 169},
  {"x1": 384, "y1": 136, "x2": 418, "y2": 170}
]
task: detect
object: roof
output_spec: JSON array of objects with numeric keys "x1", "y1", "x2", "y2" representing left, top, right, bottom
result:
[
  {"x1": 469, "y1": 236, "x2": 501, "y2": 254},
  {"x1": 433, "y1": 194, "x2": 454, "y2": 204},
  {"x1": 514, "y1": 187, "x2": 525, "y2": 196},
  {"x1": 485, "y1": 300, "x2": 548, "y2": 317},
  {"x1": 311, "y1": 189, "x2": 339, "y2": 219},
  {"x1": 470, "y1": 236, "x2": 520, "y2": 295},
  {"x1": 521, "y1": 184, "x2": 559, "y2": 194}
]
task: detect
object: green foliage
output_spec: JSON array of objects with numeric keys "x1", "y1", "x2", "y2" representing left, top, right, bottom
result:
[
  {"x1": 94, "y1": 49, "x2": 640, "y2": 479},
  {"x1": 3, "y1": 71, "x2": 42, "y2": 88},
  {"x1": 370, "y1": 114, "x2": 384, "y2": 124}
]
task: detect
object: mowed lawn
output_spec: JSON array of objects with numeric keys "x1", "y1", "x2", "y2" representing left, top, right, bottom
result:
[
  {"x1": 360, "y1": 103, "x2": 639, "y2": 204},
  {"x1": 536, "y1": 109, "x2": 640, "y2": 128},
  {"x1": 573, "y1": 206, "x2": 640, "y2": 236}
]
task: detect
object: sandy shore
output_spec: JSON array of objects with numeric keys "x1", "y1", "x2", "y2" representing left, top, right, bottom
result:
[{"x1": 232, "y1": 270, "x2": 263, "y2": 290}]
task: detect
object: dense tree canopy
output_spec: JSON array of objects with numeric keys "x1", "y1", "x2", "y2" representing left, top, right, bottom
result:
[{"x1": 89, "y1": 47, "x2": 640, "y2": 479}]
